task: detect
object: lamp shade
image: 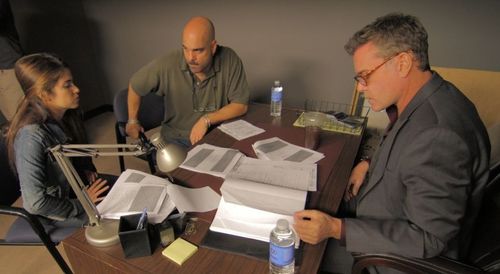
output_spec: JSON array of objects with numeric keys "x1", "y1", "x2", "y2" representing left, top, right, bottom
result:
[{"x1": 150, "y1": 133, "x2": 187, "y2": 172}]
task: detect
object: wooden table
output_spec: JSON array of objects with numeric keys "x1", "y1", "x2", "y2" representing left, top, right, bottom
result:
[{"x1": 62, "y1": 103, "x2": 364, "y2": 274}]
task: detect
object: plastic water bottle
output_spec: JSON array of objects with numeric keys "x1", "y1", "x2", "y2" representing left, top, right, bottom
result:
[
  {"x1": 269, "y1": 219, "x2": 295, "y2": 274},
  {"x1": 270, "y1": 80, "x2": 283, "y2": 117}
]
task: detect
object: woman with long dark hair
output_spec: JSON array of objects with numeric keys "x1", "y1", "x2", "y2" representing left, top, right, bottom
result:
[{"x1": 6, "y1": 53, "x2": 110, "y2": 227}]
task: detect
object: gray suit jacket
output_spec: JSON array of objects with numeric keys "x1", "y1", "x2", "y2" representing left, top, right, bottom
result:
[{"x1": 345, "y1": 72, "x2": 490, "y2": 260}]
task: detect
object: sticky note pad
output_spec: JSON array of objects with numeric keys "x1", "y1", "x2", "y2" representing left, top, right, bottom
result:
[{"x1": 162, "y1": 238, "x2": 198, "y2": 265}]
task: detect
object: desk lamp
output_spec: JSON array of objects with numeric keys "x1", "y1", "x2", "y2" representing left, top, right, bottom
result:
[{"x1": 49, "y1": 132, "x2": 186, "y2": 247}]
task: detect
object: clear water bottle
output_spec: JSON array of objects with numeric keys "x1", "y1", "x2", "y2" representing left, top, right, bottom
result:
[
  {"x1": 269, "y1": 219, "x2": 295, "y2": 274},
  {"x1": 270, "y1": 80, "x2": 283, "y2": 117}
]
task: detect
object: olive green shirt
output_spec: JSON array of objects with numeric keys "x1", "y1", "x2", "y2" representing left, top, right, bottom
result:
[{"x1": 130, "y1": 45, "x2": 250, "y2": 142}]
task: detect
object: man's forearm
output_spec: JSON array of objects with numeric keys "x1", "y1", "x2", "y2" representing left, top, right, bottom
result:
[
  {"x1": 205, "y1": 102, "x2": 248, "y2": 125},
  {"x1": 127, "y1": 83, "x2": 141, "y2": 121}
]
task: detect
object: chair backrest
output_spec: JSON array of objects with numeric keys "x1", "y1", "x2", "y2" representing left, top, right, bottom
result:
[
  {"x1": 432, "y1": 67, "x2": 500, "y2": 173},
  {"x1": 354, "y1": 67, "x2": 500, "y2": 166},
  {"x1": 1, "y1": 128, "x2": 74, "y2": 273},
  {"x1": 0, "y1": 130, "x2": 21, "y2": 206},
  {"x1": 466, "y1": 167, "x2": 500, "y2": 271},
  {"x1": 113, "y1": 89, "x2": 165, "y2": 136},
  {"x1": 432, "y1": 67, "x2": 500, "y2": 129}
]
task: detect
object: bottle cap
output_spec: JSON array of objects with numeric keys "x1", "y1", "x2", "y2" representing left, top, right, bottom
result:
[
  {"x1": 274, "y1": 80, "x2": 281, "y2": 86},
  {"x1": 276, "y1": 219, "x2": 289, "y2": 230}
]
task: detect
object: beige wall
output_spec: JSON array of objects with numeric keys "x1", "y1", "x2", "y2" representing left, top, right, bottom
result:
[{"x1": 10, "y1": 0, "x2": 500, "y2": 112}]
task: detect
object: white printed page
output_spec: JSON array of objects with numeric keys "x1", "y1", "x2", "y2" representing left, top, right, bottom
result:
[
  {"x1": 180, "y1": 143, "x2": 244, "y2": 178},
  {"x1": 218, "y1": 119, "x2": 265, "y2": 140},
  {"x1": 167, "y1": 184, "x2": 221, "y2": 213},
  {"x1": 252, "y1": 137, "x2": 324, "y2": 164},
  {"x1": 220, "y1": 178, "x2": 307, "y2": 216},
  {"x1": 96, "y1": 169, "x2": 174, "y2": 223},
  {"x1": 227, "y1": 157, "x2": 317, "y2": 191}
]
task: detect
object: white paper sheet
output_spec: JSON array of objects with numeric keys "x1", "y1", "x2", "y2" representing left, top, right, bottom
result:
[
  {"x1": 228, "y1": 157, "x2": 317, "y2": 191},
  {"x1": 252, "y1": 137, "x2": 324, "y2": 163},
  {"x1": 218, "y1": 119, "x2": 265, "y2": 140},
  {"x1": 167, "y1": 184, "x2": 221, "y2": 213},
  {"x1": 180, "y1": 143, "x2": 244, "y2": 178},
  {"x1": 220, "y1": 178, "x2": 307, "y2": 215},
  {"x1": 96, "y1": 169, "x2": 175, "y2": 223},
  {"x1": 97, "y1": 169, "x2": 222, "y2": 223},
  {"x1": 210, "y1": 197, "x2": 295, "y2": 242}
]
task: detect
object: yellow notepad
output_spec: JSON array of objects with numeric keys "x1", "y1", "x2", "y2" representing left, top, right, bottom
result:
[{"x1": 161, "y1": 238, "x2": 198, "y2": 266}]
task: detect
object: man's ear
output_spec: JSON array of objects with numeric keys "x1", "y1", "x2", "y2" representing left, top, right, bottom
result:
[
  {"x1": 210, "y1": 40, "x2": 217, "y2": 56},
  {"x1": 398, "y1": 52, "x2": 413, "y2": 77}
]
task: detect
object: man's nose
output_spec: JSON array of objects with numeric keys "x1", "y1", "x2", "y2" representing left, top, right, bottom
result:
[{"x1": 189, "y1": 51, "x2": 197, "y2": 62}]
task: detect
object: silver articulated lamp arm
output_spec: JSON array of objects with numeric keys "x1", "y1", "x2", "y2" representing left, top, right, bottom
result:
[
  {"x1": 48, "y1": 143, "x2": 149, "y2": 247},
  {"x1": 50, "y1": 145, "x2": 100, "y2": 226},
  {"x1": 48, "y1": 133, "x2": 186, "y2": 247}
]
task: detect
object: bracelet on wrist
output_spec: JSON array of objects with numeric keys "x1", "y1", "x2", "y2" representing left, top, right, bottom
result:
[{"x1": 127, "y1": 119, "x2": 141, "y2": 125}]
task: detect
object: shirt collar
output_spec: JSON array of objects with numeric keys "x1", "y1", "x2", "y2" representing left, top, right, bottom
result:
[{"x1": 398, "y1": 71, "x2": 444, "y2": 122}]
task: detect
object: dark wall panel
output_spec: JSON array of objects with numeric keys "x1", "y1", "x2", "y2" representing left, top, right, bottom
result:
[{"x1": 11, "y1": 0, "x2": 500, "y2": 110}]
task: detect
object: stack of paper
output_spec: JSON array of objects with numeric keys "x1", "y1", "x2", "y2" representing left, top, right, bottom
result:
[
  {"x1": 228, "y1": 157, "x2": 317, "y2": 192},
  {"x1": 209, "y1": 157, "x2": 317, "y2": 242},
  {"x1": 253, "y1": 137, "x2": 324, "y2": 163},
  {"x1": 218, "y1": 119, "x2": 265, "y2": 140}
]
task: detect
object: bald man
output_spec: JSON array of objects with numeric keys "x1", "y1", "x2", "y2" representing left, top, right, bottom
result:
[{"x1": 126, "y1": 16, "x2": 249, "y2": 147}]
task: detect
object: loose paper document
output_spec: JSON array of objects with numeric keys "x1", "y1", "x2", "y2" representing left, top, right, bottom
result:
[
  {"x1": 218, "y1": 119, "x2": 265, "y2": 140},
  {"x1": 168, "y1": 184, "x2": 220, "y2": 213},
  {"x1": 97, "y1": 169, "x2": 222, "y2": 223},
  {"x1": 97, "y1": 169, "x2": 175, "y2": 223},
  {"x1": 180, "y1": 143, "x2": 244, "y2": 178},
  {"x1": 253, "y1": 137, "x2": 324, "y2": 163}
]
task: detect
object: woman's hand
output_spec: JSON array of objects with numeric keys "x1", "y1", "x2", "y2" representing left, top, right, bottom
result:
[
  {"x1": 84, "y1": 170, "x2": 98, "y2": 184},
  {"x1": 85, "y1": 178, "x2": 109, "y2": 204}
]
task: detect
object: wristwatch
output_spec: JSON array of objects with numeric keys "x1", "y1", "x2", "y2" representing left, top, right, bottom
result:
[
  {"x1": 359, "y1": 155, "x2": 371, "y2": 164},
  {"x1": 127, "y1": 119, "x2": 141, "y2": 125}
]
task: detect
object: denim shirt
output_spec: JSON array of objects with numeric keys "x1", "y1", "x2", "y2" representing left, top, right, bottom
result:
[{"x1": 14, "y1": 122, "x2": 85, "y2": 222}]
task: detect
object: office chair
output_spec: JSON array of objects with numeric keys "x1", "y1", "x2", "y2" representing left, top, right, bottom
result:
[
  {"x1": 113, "y1": 88, "x2": 164, "y2": 173},
  {"x1": 351, "y1": 164, "x2": 500, "y2": 274},
  {"x1": 0, "y1": 132, "x2": 74, "y2": 274}
]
